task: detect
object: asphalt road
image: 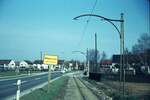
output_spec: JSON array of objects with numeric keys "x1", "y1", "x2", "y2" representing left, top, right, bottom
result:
[{"x1": 0, "y1": 71, "x2": 63, "y2": 99}]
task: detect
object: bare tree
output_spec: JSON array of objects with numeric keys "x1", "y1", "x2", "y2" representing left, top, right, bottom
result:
[
  {"x1": 132, "y1": 33, "x2": 150, "y2": 65},
  {"x1": 87, "y1": 49, "x2": 100, "y2": 72},
  {"x1": 132, "y1": 33, "x2": 150, "y2": 54},
  {"x1": 87, "y1": 49, "x2": 100, "y2": 62},
  {"x1": 101, "y1": 51, "x2": 107, "y2": 61}
]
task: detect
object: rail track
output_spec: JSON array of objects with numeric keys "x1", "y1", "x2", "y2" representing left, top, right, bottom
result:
[{"x1": 73, "y1": 76, "x2": 99, "y2": 100}]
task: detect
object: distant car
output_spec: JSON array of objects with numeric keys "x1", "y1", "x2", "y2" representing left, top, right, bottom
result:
[{"x1": 61, "y1": 70, "x2": 65, "y2": 73}]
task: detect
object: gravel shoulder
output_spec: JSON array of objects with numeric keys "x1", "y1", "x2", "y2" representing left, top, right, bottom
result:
[{"x1": 62, "y1": 74, "x2": 100, "y2": 100}]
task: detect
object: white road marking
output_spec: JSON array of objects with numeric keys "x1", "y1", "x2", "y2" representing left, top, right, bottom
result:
[
  {"x1": 34, "y1": 77, "x2": 41, "y2": 80},
  {"x1": 22, "y1": 80, "x2": 27, "y2": 84}
]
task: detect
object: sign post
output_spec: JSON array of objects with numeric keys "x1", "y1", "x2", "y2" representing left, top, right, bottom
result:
[
  {"x1": 48, "y1": 65, "x2": 51, "y2": 93},
  {"x1": 43, "y1": 55, "x2": 58, "y2": 93}
]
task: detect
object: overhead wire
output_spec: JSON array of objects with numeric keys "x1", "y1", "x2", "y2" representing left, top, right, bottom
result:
[{"x1": 76, "y1": 0, "x2": 98, "y2": 47}]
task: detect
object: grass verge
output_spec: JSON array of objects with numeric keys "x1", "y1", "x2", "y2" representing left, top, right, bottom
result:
[
  {"x1": 21, "y1": 76, "x2": 69, "y2": 100},
  {"x1": 0, "y1": 71, "x2": 43, "y2": 78}
]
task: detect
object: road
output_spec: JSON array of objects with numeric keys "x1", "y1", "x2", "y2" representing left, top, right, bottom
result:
[{"x1": 0, "y1": 71, "x2": 63, "y2": 99}]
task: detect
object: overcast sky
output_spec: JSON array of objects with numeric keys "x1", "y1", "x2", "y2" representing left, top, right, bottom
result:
[{"x1": 0, "y1": 0, "x2": 149, "y2": 61}]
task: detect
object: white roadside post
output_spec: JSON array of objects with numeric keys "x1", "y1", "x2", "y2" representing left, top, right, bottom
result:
[
  {"x1": 16, "y1": 80, "x2": 21, "y2": 100},
  {"x1": 28, "y1": 70, "x2": 31, "y2": 76}
]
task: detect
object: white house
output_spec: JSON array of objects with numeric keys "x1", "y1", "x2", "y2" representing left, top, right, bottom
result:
[
  {"x1": 0, "y1": 60, "x2": 15, "y2": 70},
  {"x1": 33, "y1": 60, "x2": 48, "y2": 71},
  {"x1": 19, "y1": 60, "x2": 33, "y2": 68},
  {"x1": 20, "y1": 61, "x2": 29, "y2": 68},
  {"x1": 33, "y1": 63, "x2": 42, "y2": 70},
  {"x1": 33, "y1": 60, "x2": 43, "y2": 70},
  {"x1": 41, "y1": 64, "x2": 48, "y2": 71}
]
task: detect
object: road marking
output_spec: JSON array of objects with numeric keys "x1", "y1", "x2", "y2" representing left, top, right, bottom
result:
[
  {"x1": 12, "y1": 83, "x2": 16, "y2": 85},
  {"x1": 22, "y1": 80, "x2": 27, "y2": 84},
  {"x1": 34, "y1": 77, "x2": 41, "y2": 80}
]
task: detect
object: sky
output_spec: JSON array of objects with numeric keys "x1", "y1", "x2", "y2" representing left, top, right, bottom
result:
[{"x1": 0, "y1": 0, "x2": 149, "y2": 61}]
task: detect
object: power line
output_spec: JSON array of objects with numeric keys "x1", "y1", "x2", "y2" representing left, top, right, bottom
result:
[{"x1": 76, "y1": 0, "x2": 99, "y2": 47}]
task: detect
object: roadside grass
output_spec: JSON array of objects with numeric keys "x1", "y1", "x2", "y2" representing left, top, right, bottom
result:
[
  {"x1": 21, "y1": 76, "x2": 69, "y2": 100},
  {"x1": 102, "y1": 80, "x2": 150, "y2": 100},
  {"x1": 83, "y1": 77, "x2": 150, "y2": 100}
]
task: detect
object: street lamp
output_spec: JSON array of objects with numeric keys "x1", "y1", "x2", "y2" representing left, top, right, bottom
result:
[
  {"x1": 72, "y1": 50, "x2": 89, "y2": 75},
  {"x1": 73, "y1": 13, "x2": 125, "y2": 96},
  {"x1": 72, "y1": 51, "x2": 86, "y2": 56}
]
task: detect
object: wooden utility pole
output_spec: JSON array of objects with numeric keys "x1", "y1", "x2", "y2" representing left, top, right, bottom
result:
[{"x1": 95, "y1": 33, "x2": 97, "y2": 73}]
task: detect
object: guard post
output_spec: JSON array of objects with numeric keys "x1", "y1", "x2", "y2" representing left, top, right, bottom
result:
[{"x1": 16, "y1": 80, "x2": 21, "y2": 100}]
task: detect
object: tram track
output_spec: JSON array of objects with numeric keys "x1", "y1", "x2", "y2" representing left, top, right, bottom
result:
[{"x1": 73, "y1": 76, "x2": 99, "y2": 100}]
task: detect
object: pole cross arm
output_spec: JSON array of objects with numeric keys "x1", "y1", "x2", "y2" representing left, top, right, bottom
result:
[
  {"x1": 73, "y1": 14, "x2": 123, "y2": 22},
  {"x1": 73, "y1": 13, "x2": 124, "y2": 39},
  {"x1": 72, "y1": 51, "x2": 86, "y2": 56}
]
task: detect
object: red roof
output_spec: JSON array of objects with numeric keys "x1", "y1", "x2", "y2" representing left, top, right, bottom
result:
[
  {"x1": 100, "y1": 60, "x2": 112, "y2": 65},
  {"x1": 0, "y1": 60, "x2": 11, "y2": 65}
]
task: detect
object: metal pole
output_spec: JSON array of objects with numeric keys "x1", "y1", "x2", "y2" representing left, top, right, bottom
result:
[
  {"x1": 87, "y1": 48, "x2": 89, "y2": 76},
  {"x1": 119, "y1": 13, "x2": 125, "y2": 98},
  {"x1": 41, "y1": 51, "x2": 43, "y2": 61},
  {"x1": 120, "y1": 13, "x2": 125, "y2": 94},
  {"x1": 119, "y1": 33, "x2": 122, "y2": 92},
  {"x1": 121, "y1": 13, "x2": 125, "y2": 98}
]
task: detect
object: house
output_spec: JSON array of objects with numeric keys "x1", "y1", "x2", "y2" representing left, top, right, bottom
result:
[
  {"x1": 33, "y1": 60, "x2": 43, "y2": 70},
  {"x1": 0, "y1": 60, "x2": 15, "y2": 71},
  {"x1": 112, "y1": 54, "x2": 144, "y2": 74},
  {"x1": 19, "y1": 60, "x2": 33, "y2": 69},
  {"x1": 24, "y1": 60, "x2": 33, "y2": 66},
  {"x1": 20, "y1": 61, "x2": 28, "y2": 68},
  {"x1": 112, "y1": 50, "x2": 150, "y2": 66},
  {"x1": 99, "y1": 60, "x2": 112, "y2": 74},
  {"x1": 100, "y1": 60, "x2": 112, "y2": 67},
  {"x1": 58, "y1": 60, "x2": 64, "y2": 65},
  {"x1": 41, "y1": 64, "x2": 48, "y2": 71},
  {"x1": 33, "y1": 60, "x2": 48, "y2": 71},
  {"x1": 112, "y1": 54, "x2": 142, "y2": 65}
]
